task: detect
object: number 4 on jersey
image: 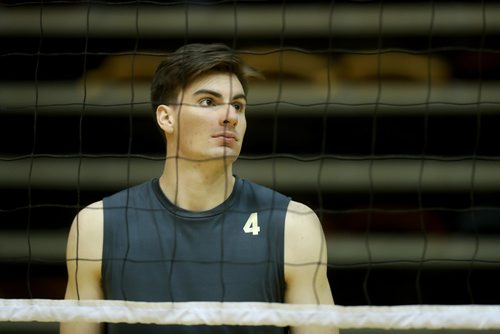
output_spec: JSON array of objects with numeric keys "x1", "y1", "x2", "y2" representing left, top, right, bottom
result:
[{"x1": 243, "y1": 212, "x2": 260, "y2": 236}]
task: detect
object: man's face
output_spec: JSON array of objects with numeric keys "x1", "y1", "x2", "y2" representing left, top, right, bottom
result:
[{"x1": 169, "y1": 71, "x2": 247, "y2": 163}]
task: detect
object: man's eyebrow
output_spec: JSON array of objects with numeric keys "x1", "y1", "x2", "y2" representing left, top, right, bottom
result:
[
  {"x1": 194, "y1": 89, "x2": 246, "y2": 101},
  {"x1": 233, "y1": 93, "x2": 247, "y2": 102},
  {"x1": 194, "y1": 89, "x2": 222, "y2": 98}
]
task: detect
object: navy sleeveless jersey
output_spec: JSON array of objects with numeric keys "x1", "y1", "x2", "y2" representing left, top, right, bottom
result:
[{"x1": 102, "y1": 176, "x2": 291, "y2": 334}]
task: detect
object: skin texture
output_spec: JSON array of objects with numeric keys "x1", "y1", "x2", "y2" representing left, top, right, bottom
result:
[{"x1": 61, "y1": 71, "x2": 338, "y2": 334}]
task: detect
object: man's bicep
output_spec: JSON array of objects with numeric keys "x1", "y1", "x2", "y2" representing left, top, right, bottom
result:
[
  {"x1": 61, "y1": 204, "x2": 105, "y2": 334},
  {"x1": 284, "y1": 201, "x2": 338, "y2": 334},
  {"x1": 64, "y1": 202, "x2": 104, "y2": 300},
  {"x1": 284, "y1": 201, "x2": 333, "y2": 304},
  {"x1": 284, "y1": 244, "x2": 332, "y2": 305}
]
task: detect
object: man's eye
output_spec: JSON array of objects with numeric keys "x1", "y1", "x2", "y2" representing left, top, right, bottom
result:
[
  {"x1": 200, "y1": 98, "x2": 215, "y2": 107},
  {"x1": 232, "y1": 102, "x2": 245, "y2": 112}
]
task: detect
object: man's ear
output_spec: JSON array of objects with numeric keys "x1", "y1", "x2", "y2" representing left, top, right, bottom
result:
[{"x1": 156, "y1": 104, "x2": 175, "y2": 134}]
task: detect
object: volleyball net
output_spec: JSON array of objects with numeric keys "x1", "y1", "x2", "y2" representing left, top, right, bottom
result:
[
  {"x1": 1, "y1": 0, "x2": 500, "y2": 332},
  {"x1": 1, "y1": 300, "x2": 500, "y2": 330}
]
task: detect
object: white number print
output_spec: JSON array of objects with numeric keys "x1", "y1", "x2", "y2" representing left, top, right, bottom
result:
[{"x1": 243, "y1": 212, "x2": 260, "y2": 236}]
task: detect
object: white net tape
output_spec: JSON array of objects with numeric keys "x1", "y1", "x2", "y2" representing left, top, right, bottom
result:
[{"x1": 1, "y1": 299, "x2": 500, "y2": 330}]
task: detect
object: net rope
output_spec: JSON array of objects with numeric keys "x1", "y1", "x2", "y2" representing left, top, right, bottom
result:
[{"x1": 2, "y1": 299, "x2": 500, "y2": 330}]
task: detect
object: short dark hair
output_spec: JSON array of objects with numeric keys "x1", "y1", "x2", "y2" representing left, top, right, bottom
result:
[{"x1": 151, "y1": 43, "x2": 259, "y2": 112}]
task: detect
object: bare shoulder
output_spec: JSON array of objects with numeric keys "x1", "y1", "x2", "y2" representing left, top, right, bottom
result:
[
  {"x1": 67, "y1": 200, "x2": 104, "y2": 261},
  {"x1": 284, "y1": 200, "x2": 326, "y2": 261},
  {"x1": 285, "y1": 200, "x2": 323, "y2": 234},
  {"x1": 77, "y1": 200, "x2": 104, "y2": 222},
  {"x1": 70, "y1": 200, "x2": 104, "y2": 237}
]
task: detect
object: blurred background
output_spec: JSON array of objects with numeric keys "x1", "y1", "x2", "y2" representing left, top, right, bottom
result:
[{"x1": 1, "y1": 0, "x2": 500, "y2": 333}]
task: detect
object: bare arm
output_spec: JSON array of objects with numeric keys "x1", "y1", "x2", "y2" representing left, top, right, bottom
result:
[
  {"x1": 60, "y1": 201, "x2": 104, "y2": 334},
  {"x1": 284, "y1": 201, "x2": 339, "y2": 334}
]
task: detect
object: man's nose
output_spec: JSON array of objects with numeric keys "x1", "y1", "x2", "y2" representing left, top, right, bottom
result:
[{"x1": 222, "y1": 104, "x2": 239, "y2": 127}]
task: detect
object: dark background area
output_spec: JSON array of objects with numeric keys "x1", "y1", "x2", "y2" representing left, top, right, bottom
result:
[{"x1": 1, "y1": 1, "x2": 500, "y2": 332}]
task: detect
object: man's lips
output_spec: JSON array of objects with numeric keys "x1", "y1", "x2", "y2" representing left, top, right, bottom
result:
[{"x1": 212, "y1": 132, "x2": 238, "y2": 141}]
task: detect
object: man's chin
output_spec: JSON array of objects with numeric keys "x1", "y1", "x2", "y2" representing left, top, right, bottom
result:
[
  {"x1": 197, "y1": 151, "x2": 240, "y2": 164},
  {"x1": 215, "y1": 147, "x2": 240, "y2": 160}
]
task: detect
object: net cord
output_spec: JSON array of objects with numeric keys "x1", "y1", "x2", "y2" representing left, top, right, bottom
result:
[{"x1": 1, "y1": 299, "x2": 500, "y2": 330}]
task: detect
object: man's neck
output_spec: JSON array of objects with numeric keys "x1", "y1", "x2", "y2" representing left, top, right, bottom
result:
[{"x1": 159, "y1": 158, "x2": 235, "y2": 212}]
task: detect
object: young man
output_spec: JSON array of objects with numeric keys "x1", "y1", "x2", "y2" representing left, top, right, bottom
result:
[{"x1": 61, "y1": 43, "x2": 337, "y2": 334}]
